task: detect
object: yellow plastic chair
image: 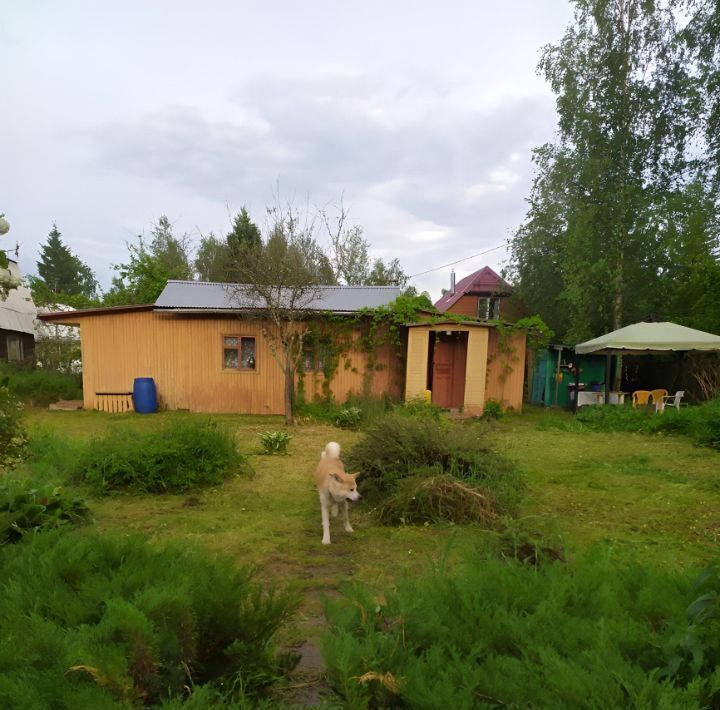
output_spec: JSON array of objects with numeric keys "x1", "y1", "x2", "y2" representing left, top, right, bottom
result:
[
  {"x1": 632, "y1": 390, "x2": 652, "y2": 407},
  {"x1": 650, "y1": 388, "x2": 668, "y2": 411}
]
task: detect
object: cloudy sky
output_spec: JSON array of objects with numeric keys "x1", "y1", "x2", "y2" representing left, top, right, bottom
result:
[{"x1": 2, "y1": 1, "x2": 572, "y2": 300}]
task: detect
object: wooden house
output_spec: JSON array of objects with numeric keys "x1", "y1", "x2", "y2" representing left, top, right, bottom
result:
[
  {"x1": 39, "y1": 282, "x2": 405, "y2": 414},
  {"x1": 39, "y1": 278, "x2": 526, "y2": 415}
]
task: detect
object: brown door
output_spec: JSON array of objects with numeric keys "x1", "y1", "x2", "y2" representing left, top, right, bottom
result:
[{"x1": 432, "y1": 333, "x2": 467, "y2": 409}]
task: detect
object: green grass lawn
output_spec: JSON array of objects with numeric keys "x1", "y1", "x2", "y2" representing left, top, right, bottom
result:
[{"x1": 22, "y1": 406, "x2": 720, "y2": 704}]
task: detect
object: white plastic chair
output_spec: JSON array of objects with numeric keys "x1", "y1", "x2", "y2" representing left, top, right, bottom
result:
[{"x1": 657, "y1": 390, "x2": 686, "y2": 413}]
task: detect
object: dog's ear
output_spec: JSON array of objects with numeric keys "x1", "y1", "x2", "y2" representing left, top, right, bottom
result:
[
  {"x1": 330, "y1": 472, "x2": 342, "y2": 482},
  {"x1": 351, "y1": 471, "x2": 361, "y2": 479}
]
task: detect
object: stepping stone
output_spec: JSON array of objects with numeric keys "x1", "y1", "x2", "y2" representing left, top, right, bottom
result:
[{"x1": 48, "y1": 400, "x2": 84, "y2": 410}]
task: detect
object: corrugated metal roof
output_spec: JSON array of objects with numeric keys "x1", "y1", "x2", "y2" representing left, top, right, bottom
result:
[
  {"x1": 0, "y1": 260, "x2": 37, "y2": 335},
  {"x1": 435, "y1": 266, "x2": 513, "y2": 313},
  {"x1": 155, "y1": 280, "x2": 402, "y2": 313}
]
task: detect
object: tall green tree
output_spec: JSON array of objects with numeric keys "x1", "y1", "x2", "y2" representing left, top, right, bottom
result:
[
  {"x1": 511, "y1": 0, "x2": 719, "y2": 344},
  {"x1": 194, "y1": 233, "x2": 232, "y2": 282},
  {"x1": 29, "y1": 224, "x2": 98, "y2": 305},
  {"x1": 105, "y1": 215, "x2": 193, "y2": 305},
  {"x1": 226, "y1": 207, "x2": 261, "y2": 255},
  {"x1": 228, "y1": 201, "x2": 334, "y2": 425}
]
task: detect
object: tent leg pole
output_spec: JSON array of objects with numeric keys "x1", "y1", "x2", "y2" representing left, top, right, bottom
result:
[{"x1": 605, "y1": 354, "x2": 612, "y2": 405}]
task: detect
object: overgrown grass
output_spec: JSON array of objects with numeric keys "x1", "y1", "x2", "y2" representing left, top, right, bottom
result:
[
  {"x1": 572, "y1": 399, "x2": 720, "y2": 449},
  {"x1": 0, "y1": 362, "x2": 82, "y2": 406},
  {"x1": 0, "y1": 530, "x2": 299, "y2": 708},
  {"x1": 321, "y1": 551, "x2": 720, "y2": 708},
  {"x1": 346, "y1": 411, "x2": 523, "y2": 524},
  {"x1": 27, "y1": 419, "x2": 250, "y2": 494}
]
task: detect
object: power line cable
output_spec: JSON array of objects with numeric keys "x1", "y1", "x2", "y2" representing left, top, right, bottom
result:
[{"x1": 407, "y1": 242, "x2": 507, "y2": 279}]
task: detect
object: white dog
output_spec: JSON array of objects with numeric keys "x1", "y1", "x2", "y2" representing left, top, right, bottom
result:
[
  {"x1": 321, "y1": 441, "x2": 341, "y2": 459},
  {"x1": 315, "y1": 442, "x2": 360, "y2": 545}
]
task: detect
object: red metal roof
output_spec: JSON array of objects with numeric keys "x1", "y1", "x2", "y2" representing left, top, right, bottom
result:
[{"x1": 434, "y1": 266, "x2": 513, "y2": 313}]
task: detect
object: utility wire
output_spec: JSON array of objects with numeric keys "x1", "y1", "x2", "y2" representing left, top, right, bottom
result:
[{"x1": 407, "y1": 243, "x2": 507, "y2": 279}]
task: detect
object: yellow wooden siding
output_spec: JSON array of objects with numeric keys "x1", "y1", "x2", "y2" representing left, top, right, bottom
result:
[
  {"x1": 485, "y1": 329, "x2": 526, "y2": 411},
  {"x1": 463, "y1": 327, "x2": 489, "y2": 415},
  {"x1": 299, "y1": 337, "x2": 403, "y2": 402},
  {"x1": 404, "y1": 328, "x2": 430, "y2": 401},
  {"x1": 77, "y1": 311, "x2": 400, "y2": 414}
]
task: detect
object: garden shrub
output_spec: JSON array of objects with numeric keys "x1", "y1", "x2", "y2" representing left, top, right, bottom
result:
[
  {"x1": 334, "y1": 406, "x2": 362, "y2": 430},
  {"x1": 345, "y1": 412, "x2": 522, "y2": 523},
  {"x1": 0, "y1": 386, "x2": 27, "y2": 471},
  {"x1": 0, "y1": 479, "x2": 91, "y2": 544},
  {"x1": 0, "y1": 531, "x2": 299, "y2": 708},
  {"x1": 0, "y1": 362, "x2": 82, "y2": 406},
  {"x1": 321, "y1": 552, "x2": 719, "y2": 708},
  {"x1": 258, "y1": 430, "x2": 292, "y2": 455},
  {"x1": 75, "y1": 419, "x2": 248, "y2": 494}
]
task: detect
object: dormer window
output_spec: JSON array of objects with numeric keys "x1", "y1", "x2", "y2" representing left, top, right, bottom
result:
[{"x1": 477, "y1": 296, "x2": 500, "y2": 321}]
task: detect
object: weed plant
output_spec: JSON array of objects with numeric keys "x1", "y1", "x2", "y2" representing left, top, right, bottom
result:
[
  {"x1": 481, "y1": 398, "x2": 504, "y2": 420},
  {"x1": 259, "y1": 431, "x2": 292, "y2": 455},
  {"x1": 0, "y1": 386, "x2": 27, "y2": 471},
  {"x1": 345, "y1": 411, "x2": 522, "y2": 523},
  {"x1": 322, "y1": 551, "x2": 720, "y2": 708},
  {"x1": 0, "y1": 479, "x2": 91, "y2": 544},
  {"x1": 0, "y1": 362, "x2": 82, "y2": 406},
  {"x1": 0, "y1": 531, "x2": 299, "y2": 707}
]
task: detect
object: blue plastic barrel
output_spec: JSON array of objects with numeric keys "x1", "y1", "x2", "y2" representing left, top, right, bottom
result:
[{"x1": 133, "y1": 377, "x2": 158, "y2": 414}]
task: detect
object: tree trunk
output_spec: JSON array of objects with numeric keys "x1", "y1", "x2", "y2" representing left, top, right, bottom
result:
[{"x1": 284, "y1": 362, "x2": 295, "y2": 426}]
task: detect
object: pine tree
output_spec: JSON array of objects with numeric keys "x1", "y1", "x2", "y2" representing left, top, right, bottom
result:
[
  {"x1": 226, "y1": 208, "x2": 261, "y2": 254},
  {"x1": 31, "y1": 223, "x2": 98, "y2": 303}
]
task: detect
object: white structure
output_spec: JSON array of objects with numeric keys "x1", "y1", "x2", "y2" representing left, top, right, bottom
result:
[{"x1": 0, "y1": 259, "x2": 36, "y2": 361}]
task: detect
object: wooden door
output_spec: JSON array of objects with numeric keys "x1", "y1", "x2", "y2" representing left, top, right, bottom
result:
[{"x1": 432, "y1": 333, "x2": 467, "y2": 409}]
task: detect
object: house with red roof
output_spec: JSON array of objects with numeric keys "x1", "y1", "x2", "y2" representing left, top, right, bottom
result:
[{"x1": 434, "y1": 266, "x2": 521, "y2": 321}]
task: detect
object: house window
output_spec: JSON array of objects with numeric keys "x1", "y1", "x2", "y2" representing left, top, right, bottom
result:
[
  {"x1": 477, "y1": 297, "x2": 500, "y2": 321},
  {"x1": 302, "y1": 347, "x2": 325, "y2": 372},
  {"x1": 6, "y1": 334, "x2": 23, "y2": 362},
  {"x1": 223, "y1": 336, "x2": 256, "y2": 370}
]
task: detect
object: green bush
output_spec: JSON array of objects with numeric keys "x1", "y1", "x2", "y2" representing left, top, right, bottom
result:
[
  {"x1": 0, "y1": 479, "x2": 91, "y2": 544},
  {"x1": 0, "y1": 362, "x2": 82, "y2": 406},
  {"x1": 0, "y1": 531, "x2": 299, "y2": 708},
  {"x1": 0, "y1": 386, "x2": 27, "y2": 471},
  {"x1": 71, "y1": 419, "x2": 248, "y2": 494},
  {"x1": 345, "y1": 412, "x2": 522, "y2": 523},
  {"x1": 334, "y1": 406, "x2": 362, "y2": 430},
  {"x1": 321, "y1": 552, "x2": 719, "y2": 708},
  {"x1": 258, "y1": 430, "x2": 292, "y2": 455}
]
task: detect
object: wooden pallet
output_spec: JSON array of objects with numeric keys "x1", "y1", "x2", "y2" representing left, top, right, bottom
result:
[{"x1": 94, "y1": 392, "x2": 134, "y2": 413}]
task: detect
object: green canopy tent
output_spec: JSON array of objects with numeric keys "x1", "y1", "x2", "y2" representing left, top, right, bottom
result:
[{"x1": 575, "y1": 322, "x2": 720, "y2": 405}]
